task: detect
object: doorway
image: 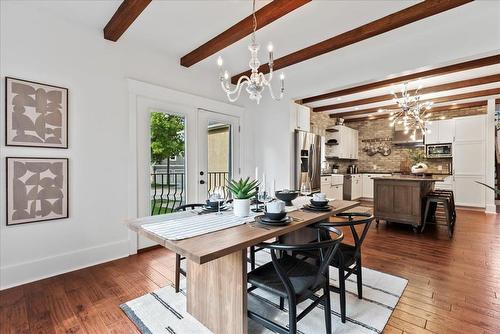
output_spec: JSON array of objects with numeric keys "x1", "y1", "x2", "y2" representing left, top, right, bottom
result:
[
  {"x1": 136, "y1": 103, "x2": 240, "y2": 249},
  {"x1": 146, "y1": 108, "x2": 240, "y2": 216}
]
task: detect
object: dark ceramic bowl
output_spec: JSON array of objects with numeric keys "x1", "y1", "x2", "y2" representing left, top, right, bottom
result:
[
  {"x1": 206, "y1": 199, "x2": 223, "y2": 209},
  {"x1": 264, "y1": 211, "x2": 287, "y2": 221},
  {"x1": 310, "y1": 199, "x2": 328, "y2": 207},
  {"x1": 275, "y1": 190, "x2": 299, "y2": 206}
]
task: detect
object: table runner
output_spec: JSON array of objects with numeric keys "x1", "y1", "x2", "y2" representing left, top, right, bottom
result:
[
  {"x1": 139, "y1": 196, "x2": 318, "y2": 241},
  {"x1": 141, "y1": 210, "x2": 257, "y2": 240}
]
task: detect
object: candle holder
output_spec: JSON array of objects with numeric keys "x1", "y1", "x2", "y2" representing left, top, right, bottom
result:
[{"x1": 251, "y1": 186, "x2": 264, "y2": 212}]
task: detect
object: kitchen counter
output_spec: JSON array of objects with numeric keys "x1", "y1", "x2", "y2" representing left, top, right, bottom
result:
[
  {"x1": 371, "y1": 175, "x2": 447, "y2": 182},
  {"x1": 359, "y1": 171, "x2": 452, "y2": 176}
]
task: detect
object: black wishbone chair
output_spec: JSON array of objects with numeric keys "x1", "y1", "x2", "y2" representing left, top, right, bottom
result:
[
  {"x1": 247, "y1": 226, "x2": 344, "y2": 334},
  {"x1": 172, "y1": 203, "x2": 204, "y2": 292},
  {"x1": 316, "y1": 212, "x2": 374, "y2": 323}
]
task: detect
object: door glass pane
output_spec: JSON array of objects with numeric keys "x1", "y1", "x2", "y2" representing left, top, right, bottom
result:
[
  {"x1": 150, "y1": 111, "x2": 186, "y2": 215},
  {"x1": 207, "y1": 121, "x2": 231, "y2": 199}
]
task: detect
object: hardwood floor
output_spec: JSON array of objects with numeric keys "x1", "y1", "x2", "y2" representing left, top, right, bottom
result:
[{"x1": 1, "y1": 207, "x2": 499, "y2": 333}]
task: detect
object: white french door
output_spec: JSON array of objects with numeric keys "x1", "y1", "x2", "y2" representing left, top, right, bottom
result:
[
  {"x1": 197, "y1": 109, "x2": 240, "y2": 201},
  {"x1": 135, "y1": 98, "x2": 240, "y2": 249}
]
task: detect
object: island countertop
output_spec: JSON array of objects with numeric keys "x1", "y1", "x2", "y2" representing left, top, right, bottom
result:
[{"x1": 371, "y1": 175, "x2": 447, "y2": 182}]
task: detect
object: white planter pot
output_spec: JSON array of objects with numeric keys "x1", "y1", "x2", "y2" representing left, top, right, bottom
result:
[
  {"x1": 233, "y1": 198, "x2": 250, "y2": 217},
  {"x1": 411, "y1": 162, "x2": 429, "y2": 174}
]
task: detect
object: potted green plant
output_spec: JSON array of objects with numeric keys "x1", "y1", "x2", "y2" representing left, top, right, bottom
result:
[
  {"x1": 227, "y1": 177, "x2": 259, "y2": 217},
  {"x1": 407, "y1": 148, "x2": 428, "y2": 174}
]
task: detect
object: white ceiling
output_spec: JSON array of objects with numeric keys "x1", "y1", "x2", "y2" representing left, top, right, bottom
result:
[{"x1": 29, "y1": 0, "x2": 500, "y2": 114}]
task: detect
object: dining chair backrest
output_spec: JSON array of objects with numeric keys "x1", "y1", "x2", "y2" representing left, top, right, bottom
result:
[
  {"x1": 173, "y1": 203, "x2": 204, "y2": 212},
  {"x1": 318, "y1": 212, "x2": 374, "y2": 260},
  {"x1": 256, "y1": 226, "x2": 344, "y2": 297}
]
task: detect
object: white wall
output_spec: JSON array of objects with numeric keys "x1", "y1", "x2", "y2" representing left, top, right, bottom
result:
[
  {"x1": 247, "y1": 98, "x2": 294, "y2": 191},
  {"x1": 0, "y1": 2, "x2": 253, "y2": 289}
]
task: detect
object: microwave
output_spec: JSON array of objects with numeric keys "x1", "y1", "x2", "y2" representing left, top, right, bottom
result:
[{"x1": 426, "y1": 143, "x2": 452, "y2": 158}]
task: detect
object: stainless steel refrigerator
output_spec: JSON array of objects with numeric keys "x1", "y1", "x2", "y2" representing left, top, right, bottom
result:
[{"x1": 294, "y1": 130, "x2": 322, "y2": 192}]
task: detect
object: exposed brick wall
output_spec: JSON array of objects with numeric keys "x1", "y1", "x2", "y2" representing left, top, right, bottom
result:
[{"x1": 310, "y1": 106, "x2": 486, "y2": 174}]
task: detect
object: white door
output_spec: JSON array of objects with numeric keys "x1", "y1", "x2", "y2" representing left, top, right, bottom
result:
[
  {"x1": 136, "y1": 98, "x2": 197, "y2": 249},
  {"x1": 197, "y1": 109, "x2": 240, "y2": 201},
  {"x1": 136, "y1": 100, "x2": 240, "y2": 249}
]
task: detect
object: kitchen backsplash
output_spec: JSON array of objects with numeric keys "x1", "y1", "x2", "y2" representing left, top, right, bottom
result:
[{"x1": 311, "y1": 105, "x2": 486, "y2": 174}]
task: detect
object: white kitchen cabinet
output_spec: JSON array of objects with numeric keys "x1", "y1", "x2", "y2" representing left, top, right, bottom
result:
[
  {"x1": 434, "y1": 176, "x2": 453, "y2": 191},
  {"x1": 293, "y1": 103, "x2": 311, "y2": 132},
  {"x1": 330, "y1": 184, "x2": 343, "y2": 200},
  {"x1": 320, "y1": 175, "x2": 343, "y2": 200},
  {"x1": 362, "y1": 174, "x2": 373, "y2": 198},
  {"x1": 438, "y1": 119, "x2": 454, "y2": 143},
  {"x1": 343, "y1": 175, "x2": 361, "y2": 200},
  {"x1": 451, "y1": 115, "x2": 486, "y2": 208},
  {"x1": 329, "y1": 125, "x2": 358, "y2": 160},
  {"x1": 453, "y1": 141, "x2": 485, "y2": 175},
  {"x1": 322, "y1": 182, "x2": 344, "y2": 200},
  {"x1": 425, "y1": 119, "x2": 455, "y2": 144},
  {"x1": 348, "y1": 174, "x2": 363, "y2": 199},
  {"x1": 454, "y1": 175, "x2": 485, "y2": 207},
  {"x1": 320, "y1": 176, "x2": 331, "y2": 184},
  {"x1": 455, "y1": 116, "x2": 484, "y2": 142},
  {"x1": 351, "y1": 129, "x2": 359, "y2": 159},
  {"x1": 425, "y1": 121, "x2": 439, "y2": 144}
]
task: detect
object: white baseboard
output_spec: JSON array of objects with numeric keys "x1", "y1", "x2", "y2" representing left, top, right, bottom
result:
[
  {"x1": 485, "y1": 204, "x2": 497, "y2": 214},
  {"x1": 0, "y1": 239, "x2": 130, "y2": 290}
]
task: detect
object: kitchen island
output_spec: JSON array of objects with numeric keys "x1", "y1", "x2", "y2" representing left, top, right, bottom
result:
[{"x1": 373, "y1": 175, "x2": 446, "y2": 231}]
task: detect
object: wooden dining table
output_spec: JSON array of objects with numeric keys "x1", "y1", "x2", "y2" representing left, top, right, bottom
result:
[{"x1": 125, "y1": 199, "x2": 359, "y2": 334}]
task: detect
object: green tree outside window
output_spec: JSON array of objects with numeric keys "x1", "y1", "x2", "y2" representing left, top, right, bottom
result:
[{"x1": 150, "y1": 112, "x2": 185, "y2": 168}]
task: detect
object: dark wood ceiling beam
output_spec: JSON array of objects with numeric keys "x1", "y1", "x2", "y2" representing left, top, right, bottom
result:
[
  {"x1": 305, "y1": 54, "x2": 500, "y2": 104},
  {"x1": 315, "y1": 74, "x2": 500, "y2": 111},
  {"x1": 104, "y1": 0, "x2": 151, "y2": 42},
  {"x1": 341, "y1": 101, "x2": 488, "y2": 121},
  {"x1": 231, "y1": 0, "x2": 472, "y2": 84},
  {"x1": 180, "y1": 0, "x2": 311, "y2": 67},
  {"x1": 327, "y1": 88, "x2": 500, "y2": 118}
]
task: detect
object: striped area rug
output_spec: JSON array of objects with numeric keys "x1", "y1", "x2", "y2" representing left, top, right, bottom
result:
[{"x1": 121, "y1": 251, "x2": 407, "y2": 334}]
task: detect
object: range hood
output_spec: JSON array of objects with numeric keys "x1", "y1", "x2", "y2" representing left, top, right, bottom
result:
[{"x1": 392, "y1": 123, "x2": 424, "y2": 146}]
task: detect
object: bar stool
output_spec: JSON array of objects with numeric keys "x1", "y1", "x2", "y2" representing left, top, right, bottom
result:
[{"x1": 421, "y1": 191, "x2": 456, "y2": 238}]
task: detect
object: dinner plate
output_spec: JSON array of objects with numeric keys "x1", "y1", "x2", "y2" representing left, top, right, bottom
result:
[
  {"x1": 302, "y1": 204, "x2": 332, "y2": 212},
  {"x1": 255, "y1": 215, "x2": 292, "y2": 226}
]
